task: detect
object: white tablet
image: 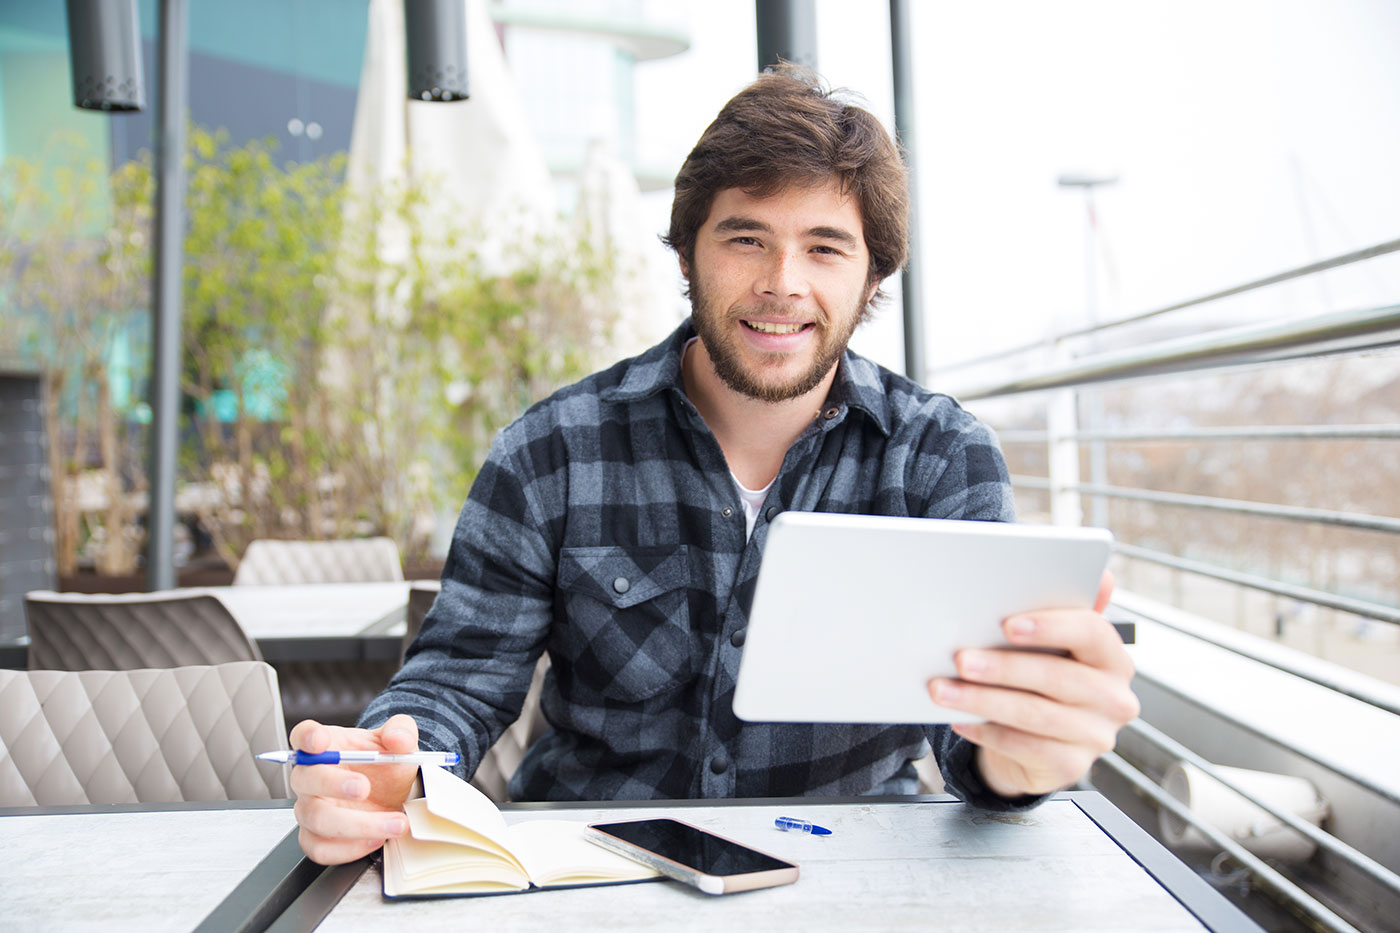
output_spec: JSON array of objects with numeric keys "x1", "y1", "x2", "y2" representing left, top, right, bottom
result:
[{"x1": 732, "y1": 513, "x2": 1113, "y2": 724}]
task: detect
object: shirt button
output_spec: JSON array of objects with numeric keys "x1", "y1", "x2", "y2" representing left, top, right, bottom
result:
[
  {"x1": 612, "y1": 576, "x2": 630, "y2": 595},
  {"x1": 721, "y1": 506, "x2": 734, "y2": 518},
  {"x1": 710, "y1": 755, "x2": 730, "y2": 775},
  {"x1": 731, "y1": 628, "x2": 746, "y2": 647},
  {"x1": 765, "y1": 506, "x2": 779, "y2": 521},
  {"x1": 823, "y1": 407, "x2": 840, "y2": 420}
]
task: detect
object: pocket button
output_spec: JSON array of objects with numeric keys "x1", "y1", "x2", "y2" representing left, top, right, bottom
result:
[{"x1": 612, "y1": 576, "x2": 631, "y2": 595}]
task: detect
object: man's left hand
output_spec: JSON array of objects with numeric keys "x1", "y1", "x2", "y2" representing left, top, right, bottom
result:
[{"x1": 929, "y1": 570, "x2": 1140, "y2": 798}]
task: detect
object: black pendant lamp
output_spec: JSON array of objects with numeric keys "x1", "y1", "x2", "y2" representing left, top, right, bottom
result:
[
  {"x1": 66, "y1": 0, "x2": 146, "y2": 111},
  {"x1": 404, "y1": 0, "x2": 470, "y2": 102}
]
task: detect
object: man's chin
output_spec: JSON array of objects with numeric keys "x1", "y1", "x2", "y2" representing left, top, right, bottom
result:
[{"x1": 714, "y1": 362, "x2": 831, "y2": 404}]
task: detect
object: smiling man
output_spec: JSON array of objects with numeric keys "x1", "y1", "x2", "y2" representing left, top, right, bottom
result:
[{"x1": 289, "y1": 66, "x2": 1139, "y2": 865}]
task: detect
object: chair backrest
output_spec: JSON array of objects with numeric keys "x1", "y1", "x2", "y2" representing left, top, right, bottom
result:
[
  {"x1": 233, "y1": 537, "x2": 404, "y2": 585},
  {"x1": 24, "y1": 591, "x2": 261, "y2": 671},
  {"x1": 0, "y1": 661, "x2": 290, "y2": 805},
  {"x1": 402, "y1": 582, "x2": 439, "y2": 664}
]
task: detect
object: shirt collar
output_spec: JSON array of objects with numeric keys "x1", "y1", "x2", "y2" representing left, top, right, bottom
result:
[
  {"x1": 601, "y1": 319, "x2": 696, "y2": 403},
  {"x1": 603, "y1": 316, "x2": 893, "y2": 438}
]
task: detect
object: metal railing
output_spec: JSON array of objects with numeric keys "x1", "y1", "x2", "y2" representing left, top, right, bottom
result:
[
  {"x1": 940, "y1": 237, "x2": 1400, "y2": 375},
  {"x1": 953, "y1": 300, "x2": 1400, "y2": 399},
  {"x1": 1096, "y1": 750, "x2": 1367, "y2": 933},
  {"x1": 938, "y1": 237, "x2": 1400, "y2": 931}
]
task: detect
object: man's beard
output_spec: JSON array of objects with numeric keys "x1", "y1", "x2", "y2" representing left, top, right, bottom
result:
[{"x1": 689, "y1": 279, "x2": 864, "y2": 404}]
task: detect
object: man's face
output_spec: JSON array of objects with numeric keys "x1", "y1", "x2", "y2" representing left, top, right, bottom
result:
[{"x1": 685, "y1": 178, "x2": 875, "y2": 403}]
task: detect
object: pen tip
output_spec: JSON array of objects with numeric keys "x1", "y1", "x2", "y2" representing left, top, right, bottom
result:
[{"x1": 812, "y1": 826, "x2": 832, "y2": 835}]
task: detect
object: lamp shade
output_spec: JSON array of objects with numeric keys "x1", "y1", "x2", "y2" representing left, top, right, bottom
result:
[
  {"x1": 404, "y1": 0, "x2": 469, "y2": 102},
  {"x1": 65, "y1": 0, "x2": 146, "y2": 111}
]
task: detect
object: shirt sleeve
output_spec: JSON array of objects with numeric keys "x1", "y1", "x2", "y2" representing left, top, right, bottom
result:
[
  {"x1": 917, "y1": 415, "x2": 1016, "y2": 524},
  {"x1": 357, "y1": 424, "x2": 556, "y2": 781}
]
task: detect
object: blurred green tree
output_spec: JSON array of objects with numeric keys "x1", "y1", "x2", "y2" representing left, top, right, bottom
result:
[
  {"x1": 0, "y1": 135, "x2": 151, "y2": 576},
  {"x1": 1, "y1": 127, "x2": 619, "y2": 577}
]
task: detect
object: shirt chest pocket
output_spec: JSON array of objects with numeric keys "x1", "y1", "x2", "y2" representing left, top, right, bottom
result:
[{"x1": 555, "y1": 545, "x2": 693, "y2": 702}]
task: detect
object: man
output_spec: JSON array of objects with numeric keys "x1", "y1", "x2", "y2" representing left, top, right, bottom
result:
[{"x1": 291, "y1": 67, "x2": 1139, "y2": 865}]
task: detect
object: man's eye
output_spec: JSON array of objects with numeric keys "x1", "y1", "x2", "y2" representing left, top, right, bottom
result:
[
  {"x1": 812, "y1": 245, "x2": 842, "y2": 256},
  {"x1": 731, "y1": 236, "x2": 760, "y2": 247}
]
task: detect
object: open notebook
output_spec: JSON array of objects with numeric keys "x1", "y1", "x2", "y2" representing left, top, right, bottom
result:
[{"x1": 382, "y1": 764, "x2": 661, "y2": 898}]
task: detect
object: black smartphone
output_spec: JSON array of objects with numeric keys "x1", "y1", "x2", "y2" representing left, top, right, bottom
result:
[{"x1": 584, "y1": 818, "x2": 799, "y2": 895}]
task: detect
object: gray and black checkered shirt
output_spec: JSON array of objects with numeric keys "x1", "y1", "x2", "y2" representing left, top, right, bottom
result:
[{"x1": 361, "y1": 319, "x2": 1033, "y2": 809}]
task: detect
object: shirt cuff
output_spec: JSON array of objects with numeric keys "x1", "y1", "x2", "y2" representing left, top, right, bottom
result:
[{"x1": 936, "y1": 727, "x2": 1049, "y2": 812}]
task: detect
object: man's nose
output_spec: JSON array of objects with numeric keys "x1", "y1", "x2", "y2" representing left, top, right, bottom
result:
[{"x1": 756, "y1": 249, "x2": 811, "y2": 300}]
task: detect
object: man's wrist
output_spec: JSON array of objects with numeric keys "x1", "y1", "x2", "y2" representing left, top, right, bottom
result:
[{"x1": 974, "y1": 746, "x2": 1033, "y2": 800}]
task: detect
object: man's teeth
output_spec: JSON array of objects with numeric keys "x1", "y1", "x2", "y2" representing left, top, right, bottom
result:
[{"x1": 744, "y1": 321, "x2": 806, "y2": 335}]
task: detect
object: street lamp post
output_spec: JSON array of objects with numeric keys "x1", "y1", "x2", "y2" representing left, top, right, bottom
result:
[{"x1": 1057, "y1": 172, "x2": 1118, "y2": 530}]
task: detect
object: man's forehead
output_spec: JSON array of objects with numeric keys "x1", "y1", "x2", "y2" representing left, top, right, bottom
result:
[{"x1": 703, "y1": 179, "x2": 865, "y2": 233}]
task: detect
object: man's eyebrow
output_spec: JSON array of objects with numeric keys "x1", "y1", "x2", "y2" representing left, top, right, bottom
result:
[
  {"x1": 806, "y1": 225, "x2": 859, "y2": 247},
  {"x1": 712, "y1": 217, "x2": 859, "y2": 248},
  {"x1": 713, "y1": 216, "x2": 772, "y2": 234}
]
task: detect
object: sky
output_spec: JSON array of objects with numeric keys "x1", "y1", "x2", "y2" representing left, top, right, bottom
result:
[{"x1": 629, "y1": 0, "x2": 1400, "y2": 380}]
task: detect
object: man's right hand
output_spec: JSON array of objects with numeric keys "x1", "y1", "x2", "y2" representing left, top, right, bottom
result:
[{"x1": 289, "y1": 713, "x2": 421, "y2": 864}]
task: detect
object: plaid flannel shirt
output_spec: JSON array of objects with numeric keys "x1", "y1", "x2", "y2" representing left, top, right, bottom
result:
[{"x1": 361, "y1": 319, "x2": 1035, "y2": 809}]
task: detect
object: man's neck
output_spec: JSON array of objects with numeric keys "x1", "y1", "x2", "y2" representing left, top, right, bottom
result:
[{"x1": 681, "y1": 338, "x2": 838, "y2": 490}]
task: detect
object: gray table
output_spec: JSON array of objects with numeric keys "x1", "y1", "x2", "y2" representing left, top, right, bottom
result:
[
  {"x1": 208, "y1": 583, "x2": 411, "y2": 640},
  {"x1": 0, "y1": 801, "x2": 298, "y2": 933},
  {"x1": 0, "y1": 793, "x2": 1261, "y2": 932}
]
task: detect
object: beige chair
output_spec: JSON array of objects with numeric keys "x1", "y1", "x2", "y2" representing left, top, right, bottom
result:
[
  {"x1": 233, "y1": 537, "x2": 404, "y2": 585},
  {"x1": 24, "y1": 590, "x2": 261, "y2": 671},
  {"x1": 0, "y1": 661, "x2": 290, "y2": 805}
]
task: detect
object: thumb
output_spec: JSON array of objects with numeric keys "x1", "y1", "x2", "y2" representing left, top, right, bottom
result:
[
  {"x1": 377, "y1": 714, "x2": 420, "y2": 754},
  {"x1": 1094, "y1": 568, "x2": 1115, "y2": 614}
]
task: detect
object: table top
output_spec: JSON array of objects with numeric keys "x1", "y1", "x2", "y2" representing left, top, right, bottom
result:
[
  {"x1": 208, "y1": 582, "x2": 411, "y2": 638},
  {"x1": 0, "y1": 582, "x2": 420, "y2": 668},
  {"x1": 0, "y1": 794, "x2": 1261, "y2": 933},
  {"x1": 321, "y1": 795, "x2": 1223, "y2": 933},
  {"x1": 0, "y1": 802, "x2": 297, "y2": 933}
]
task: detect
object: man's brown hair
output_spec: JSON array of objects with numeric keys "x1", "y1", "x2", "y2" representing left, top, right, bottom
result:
[{"x1": 664, "y1": 65, "x2": 910, "y2": 306}]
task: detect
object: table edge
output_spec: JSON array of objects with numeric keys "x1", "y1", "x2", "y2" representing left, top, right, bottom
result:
[{"x1": 1066, "y1": 792, "x2": 1264, "y2": 933}]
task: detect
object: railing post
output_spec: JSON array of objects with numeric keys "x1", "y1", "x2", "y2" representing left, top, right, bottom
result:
[{"x1": 1047, "y1": 341, "x2": 1082, "y2": 527}]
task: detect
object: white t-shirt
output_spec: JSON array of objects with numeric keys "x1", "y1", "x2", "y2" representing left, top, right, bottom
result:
[
  {"x1": 731, "y1": 471, "x2": 773, "y2": 539},
  {"x1": 684, "y1": 337, "x2": 775, "y2": 538}
]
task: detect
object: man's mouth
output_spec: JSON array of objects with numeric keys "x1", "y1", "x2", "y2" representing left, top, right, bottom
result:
[{"x1": 742, "y1": 320, "x2": 813, "y2": 336}]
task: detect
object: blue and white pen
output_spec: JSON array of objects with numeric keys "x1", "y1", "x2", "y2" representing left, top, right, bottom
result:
[
  {"x1": 256, "y1": 749, "x2": 461, "y2": 767},
  {"x1": 774, "y1": 816, "x2": 832, "y2": 836}
]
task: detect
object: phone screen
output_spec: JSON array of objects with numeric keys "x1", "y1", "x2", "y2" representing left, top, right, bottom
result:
[{"x1": 590, "y1": 818, "x2": 794, "y2": 876}]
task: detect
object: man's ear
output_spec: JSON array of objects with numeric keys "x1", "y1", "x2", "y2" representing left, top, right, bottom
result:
[{"x1": 678, "y1": 256, "x2": 691, "y2": 281}]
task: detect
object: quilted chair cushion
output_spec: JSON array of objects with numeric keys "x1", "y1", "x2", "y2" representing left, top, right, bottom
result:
[
  {"x1": 24, "y1": 591, "x2": 261, "y2": 671},
  {"x1": 233, "y1": 537, "x2": 404, "y2": 585},
  {"x1": 0, "y1": 662, "x2": 290, "y2": 806}
]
